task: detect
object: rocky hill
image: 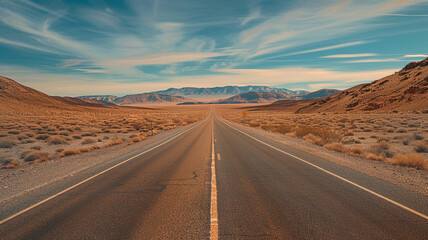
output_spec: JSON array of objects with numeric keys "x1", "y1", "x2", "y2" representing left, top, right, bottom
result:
[
  {"x1": 0, "y1": 76, "x2": 115, "y2": 113},
  {"x1": 297, "y1": 58, "x2": 428, "y2": 113}
]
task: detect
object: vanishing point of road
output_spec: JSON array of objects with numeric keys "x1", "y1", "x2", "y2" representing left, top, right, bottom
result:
[{"x1": 1, "y1": 108, "x2": 427, "y2": 239}]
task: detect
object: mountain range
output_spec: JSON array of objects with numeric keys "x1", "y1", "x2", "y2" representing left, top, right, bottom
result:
[
  {"x1": 216, "y1": 89, "x2": 340, "y2": 104},
  {"x1": 79, "y1": 86, "x2": 335, "y2": 105}
]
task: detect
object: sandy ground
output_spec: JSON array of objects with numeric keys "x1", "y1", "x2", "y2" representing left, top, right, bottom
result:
[{"x1": 225, "y1": 119, "x2": 428, "y2": 196}]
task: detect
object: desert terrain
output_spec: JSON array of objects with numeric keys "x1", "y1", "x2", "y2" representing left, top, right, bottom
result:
[{"x1": 0, "y1": 76, "x2": 209, "y2": 168}]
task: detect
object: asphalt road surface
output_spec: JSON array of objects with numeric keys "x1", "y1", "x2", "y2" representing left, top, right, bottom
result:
[{"x1": 1, "y1": 109, "x2": 427, "y2": 239}]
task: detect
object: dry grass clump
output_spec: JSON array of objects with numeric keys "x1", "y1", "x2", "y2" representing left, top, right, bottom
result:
[
  {"x1": 324, "y1": 142, "x2": 348, "y2": 153},
  {"x1": 36, "y1": 134, "x2": 50, "y2": 140},
  {"x1": 387, "y1": 154, "x2": 428, "y2": 170},
  {"x1": 0, "y1": 153, "x2": 20, "y2": 169},
  {"x1": 103, "y1": 138, "x2": 124, "y2": 147},
  {"x1": 30, "y1": 145, "x2": 42, "y2": 150},
  {"x1": 59, "y1": 148, "x2": 81, "y2": 157},
  {"x1": 364, "y1": 153, "x2": 384, "y2": 161},
  {"x1": 0, "y1": 138, "x2": 20, "y2": 148},
  {"x1": 368, "y1": 141, "x2": 393, "y2": 158},
  {"x1": 46, "y1": 136, "x2": 68, "y2": 145},
  {"x1": 7, "y1": 130, "x2": 20, "y2": 135},
  {"x1": 24, "y1": 150, "x2": 50, "y2": 162},
  {"x1": 81, "y1": 137, "x2": 96, "y2": 145},
  {"x1": 413, "y1": 141, "x2": 428, "y2": 153},
  {"x1": 295, "y1": 126, "x2": 341, "y2": 144},
  {"x1": 303, "y1": 134, "x2": 324, "y2": 145},
  {"x1": 129, "y1": 134, "x2": 147, "y2": 143}
]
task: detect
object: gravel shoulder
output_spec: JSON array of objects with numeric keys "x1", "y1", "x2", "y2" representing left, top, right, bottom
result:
[
  {"x1": 226, "y1": 120, "x2": 428, "y2": 196},
  {"x1": 0, "y1": 121, "x2": 200, "y2": 206}
]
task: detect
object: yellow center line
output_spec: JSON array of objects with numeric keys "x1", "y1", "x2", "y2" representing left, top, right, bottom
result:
[{"x1": 210, "y1": 115, "x2": 219, "y2": 240}]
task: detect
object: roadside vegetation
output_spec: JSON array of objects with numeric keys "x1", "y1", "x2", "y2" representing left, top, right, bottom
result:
[
  {"x1": 217, "y1": 105, "x2": 428, "y2": 170},
  {"x1": 0, "y1": 106, "x2": 209, "y2": 169}
]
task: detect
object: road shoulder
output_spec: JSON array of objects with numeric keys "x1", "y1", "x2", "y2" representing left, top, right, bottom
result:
[{"x1": 224, "y1": 120, "x2": 428, "y2": 196}]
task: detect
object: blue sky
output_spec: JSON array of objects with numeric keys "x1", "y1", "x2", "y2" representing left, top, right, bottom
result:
[{"x1": 0, "y1": 0, "x2": 427, "y2": 96}]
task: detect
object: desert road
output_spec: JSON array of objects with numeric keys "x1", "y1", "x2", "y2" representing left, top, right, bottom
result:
[{"x1": 0, "y1": 109, "x2": 427, "y2": 239}]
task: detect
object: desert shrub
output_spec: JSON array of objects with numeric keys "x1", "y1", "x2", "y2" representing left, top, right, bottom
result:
[
  {"x1": 72, "y1": 134, "x2": 82, "y2": 139},
  {"x1": 364, "y1": 153, "x2": 384, "y2": 161},
  {"x1": 414, "y1": 142, "x2": 428, "y2": 153},
  {"x1": 79, "y1": 145, "x2": 101, "y2": 153},
  {"x1": 130, "y1": 136, "x2": 143, "y2": 143},
  {"x1": 349, "y1": 147, "x2": 363, "y2": 156},
  {"x1": 58, "y1": 131, "x2": 69, "y2": 136},
  {"x1": 24, "y1": 151, "x2": 50, "y2": 162},
  {"x1": 368, "y1": 141, "x2": 393, "y2": 158},
  {"x1": 0, "y1": 153, "x2": 20, "y2": 169},
  {"x1": 324, "y1": 142, "x2": 348, "y2": 153},
  {"x1": 132, "y1": 122, "x2": 144, "y2": 130},
  {"x1": 59, "y1": 149, "x2": 81, "y2": 157},
  {"x1": 21, "y1": 138, "x2": 36, "y2": 144},
  {"x1": 0, "y1": 153, "x2": 14, "y2": 165},
  {"x1": 396, "y1": 128, "x2": 407, "y2": 133},
  {"x1": 248, "y1": 122, "x2": 261, "y2": 128},
  {"x1": 402, "y1": 138, "x2": 410, "y2": 145},
  {"x1": 103, "y1": 138, "x2": 124, "y2": 147},
  {"x1": 81, "y1": 138, "x2": 96, "y2": 145},
  {"x1": 344, "y1": 130, "x2": 354, "y2": 136},
  {"x1": 16, "y1": 134, "x2": 29, "y2": 140},
  {"x1": 413, "y1": 133, "x2": 424, "y2": 140},
  {"x1": 274, "y1": 125, "x2": 294, "y2": 134},
  {"x1": 36, "y1": 134, "x2": 50, "y2": 140},
  {"x1": 7, "y1": 130, "x2": 20, "y2": 135},
  {"x1": 46, "y1": 136, "x2": 68, "y2": 145},
  {"x1": 103, "y1": 136, "x2": 110, "y2": 140},
  {"x1": 295, "y1": 125, "x2": 341, "y2": 143},
  {"x1": 303, "y1": 134, "x2": 324, "y2": 145},
  {"x1": 341, "y1": 137, "x2": 355, "y2": 144},
  {"x1": 56, "y1": 147, "x2": 65, "y2": 153},
  {"x1": 30, "y1": 145, "x2": 42, "y2": 150},
  {"x1": 20, "y1": 150, "x2": 34, "y2": 159},
  {"x1": 0, "y1": 138, "x2": 19, "y2": 148},
  {"x1": 128, "y1": 134, "x2": 138, "y2": 138},
  {"x1": 387, "y1": 154, "x2": 428, "y2": 170}
]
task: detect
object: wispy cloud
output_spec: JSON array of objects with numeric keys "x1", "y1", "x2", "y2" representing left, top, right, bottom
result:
[
  {"x1": 236, "y1": 0, "x2": 425, "y2": 60},
  {"x1": 344, "y1": 58, "x2": 401, "y2": 63},
  {"x1": 241, "y1": 9, "x2": 262, "y2": 26},
  {"x1": 321, "y1": 53, "x2": 378, "y2": 58},
  {"x1": 379, "y1": 13, "x2": 428, "y2": 17},
  {"x1": 100, "y1": 52, "x2": 228, "y2": 67},
  {"x1": 277, "y1": 41, "x2": 369, "y2": 57},
  {"x1": 75, "y1": 69, "x2": 107, "y2": 74},
  {"x1": 404, "y1": 54, "x2": 428, "y2": 58}
]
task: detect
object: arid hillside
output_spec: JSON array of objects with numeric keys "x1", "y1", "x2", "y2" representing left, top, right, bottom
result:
[
  {"x1": 297, "y1": 58, "x2": 428, "y2": 113},
  {"x1": 0, "y1": 76, "x2": 117, "y2": 113}
]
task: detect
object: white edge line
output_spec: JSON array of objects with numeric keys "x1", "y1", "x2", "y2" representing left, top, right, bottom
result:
[
  {"x1": 221, "y1": 120, "x2": 428, "y2": 221},
  {"x1": 0, "y1": 118, "x2": 209, "y2": 225}
]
